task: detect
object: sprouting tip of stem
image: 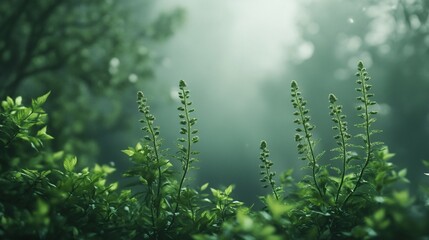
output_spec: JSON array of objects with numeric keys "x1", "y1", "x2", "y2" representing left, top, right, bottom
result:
[
  {"x1": 260, "y1": 140, "x2": 267, "y2": 149},
  {"x1": 357, "y1": 61, "x2": 364, "y2": 70},
  {"x1": 137, "y1": 91, "x2": 144, "y2": 100},
  {"x1": 179, "y1": 80, "x2": 187, "y2": 89},
  {"x1": 329, "y1": 94, "x2": 337, "y2": 104},
  {"x1": 291, "y1": 80, "x2": 298, "y2": 89}
]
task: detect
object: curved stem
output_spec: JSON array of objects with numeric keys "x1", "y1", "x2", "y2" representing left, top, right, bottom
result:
[
  {"x1": 144, "y1": 115, "x2": 162, "y2": 218},
  {"x1": 294, "y1": 93, "x2": 323, "y2": 199},
  {"x1": 342, "y1": 72, "x2": 372, "y2": 207},
  {"x1": 169, "y1": 88, "x2": 192, "y2": 229},
  {"x1": 334, "y1": 110, "x2": 347, "y2": 204}
]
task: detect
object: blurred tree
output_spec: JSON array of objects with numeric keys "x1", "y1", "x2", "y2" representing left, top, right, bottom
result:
[
  {"x1": 369, "y1": 0, "x2": 429, "y2": 187},
  {"x1": 262, "y1": 0, "x2": 429, "y2": 189},
  {"x1": 261, "y1": 0, "x2": 372, "y2": 166},
  {"x1": 0, "y1": 0, "x2": 185, "y2": 164}
]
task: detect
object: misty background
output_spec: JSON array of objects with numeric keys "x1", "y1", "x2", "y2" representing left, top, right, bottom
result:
[{"x1": 3, "y1": 0, "x2": 429, "y2": 205}]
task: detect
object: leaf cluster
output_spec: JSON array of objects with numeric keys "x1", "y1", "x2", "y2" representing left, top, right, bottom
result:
[{"x1": 1, "y1": 62, "x2": 429, "y2": 239}]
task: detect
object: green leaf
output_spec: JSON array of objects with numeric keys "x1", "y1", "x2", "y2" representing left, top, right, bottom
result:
[
  {"x1": 179, "y1": 80, "x2": 187, "y2": 89},
  {"x1": 32, "y1": 91, "x2": 51, "y2": 108},
  {"x1": 37, "y1": 126, "x2": 54, "y2": 140},
  {"x1": 398, "y1": 169, "x2": 407, "y2": 178},
  {"x1": 135, "y1": 142, "x2": 143, "y2": 151},
  {"x1": 225, "y1": 185, "x2": 234, "y2": 195},
  {"x1": 122, "y1": 149, "x2": 135, "y2": 157},
  {"x1": 266, "y1": 195, "x2": 291, "y2": 220},
  {"x1": 64, "y1": 156, "x2": 78, "y2": 172},
  {"x1": 15, "y1": 96, "x2": 22, "y2": 105},
  {"x1": 373, "y1": 208, "x2": 385, "y2": 222},
  {"x1": 392, "y1": 191, "x2": 413, "y2": 207},
  {"x1": 200, "y1": 182, "x2": 209, "y2": 191}
]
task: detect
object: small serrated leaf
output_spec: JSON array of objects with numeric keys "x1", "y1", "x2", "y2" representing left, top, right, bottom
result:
[{"x1": 64, "y1": 156, "x2": 78, "y2": 172}]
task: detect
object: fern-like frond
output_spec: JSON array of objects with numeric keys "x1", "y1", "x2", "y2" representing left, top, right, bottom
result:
[
  {"x1": 259, "y1": 140, "x2": 281, "y2": 200},
  {"x1": 342, "y1": 61, "x2": 381, "y2": 207},
  {"x1": 328, "y1": 93, "x2": 351, "y2": 204},
  {"x1": 291, "y1": 80, "x2": 323, "y2": 199}
]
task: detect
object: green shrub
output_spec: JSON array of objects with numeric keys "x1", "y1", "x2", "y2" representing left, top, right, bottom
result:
[{"x1": 0, "y1": 61, "x2": 428, "y2": 239}]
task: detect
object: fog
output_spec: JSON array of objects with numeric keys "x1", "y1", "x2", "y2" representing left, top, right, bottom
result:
[
  {"x1": 138, "y1": 1, "x2": 303, "y2": 202},
  {"x1": 117, "y1": 0, "x2": 429, "y2": 204}
]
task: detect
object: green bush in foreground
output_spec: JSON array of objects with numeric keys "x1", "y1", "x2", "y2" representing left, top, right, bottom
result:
[{"x1": 1, "y1": 61, "x2": 429, "y2": 239}]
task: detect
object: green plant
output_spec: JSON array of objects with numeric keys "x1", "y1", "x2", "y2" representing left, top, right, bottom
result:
[
  {"x1": 198, "y1": 61, "x2": 419, "y2": 240},
  {"x1": 0, "y1": 92, "x2": 53, "y2": 171},
  {"x1": 259, "y1": 140, "x2": 282, "y2": 200},
  {"x1": 1, "y1": 61, "x2": 429, "y2": 239},
  {"x1": 122, "y1": 80, "x2": 243, "y2": 239}
]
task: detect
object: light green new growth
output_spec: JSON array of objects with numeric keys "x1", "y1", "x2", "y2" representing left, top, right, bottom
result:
[
  {"x1": 291, "y1": 80, "x2": 323, "y2": 199},
  {"x1": 342, "y1": 61, "x2": 379, "y2": 207},
  {"x1": 259, "y1": 140, "x2": 280, "y2": 200},
  {"x1": 137, "y1": 91, "x2": 163, "y2": 221},
  {"x1": 329, "y1": 93, "x2": 351, "y2": 204},
  {"x1": 169, "y1": 80, "x2": 199, "y2": 228}
]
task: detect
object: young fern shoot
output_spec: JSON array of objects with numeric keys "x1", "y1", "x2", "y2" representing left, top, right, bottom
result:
[
  {"x1": 137, "y1": 91, "x2": 164, "y2": 222},
  {"x1": 170, "y1": 80, "x2": 199, "y2": 227},
  {"x1": 291, "y1": 80, "x2": 323, "y2": 199},
  {"x1": 329, "y1": 94, "x2": 352, "y2": 204},
  {"x1": 342, "y1": 61, "x2": 379, "y2": 206},
  {"x1": 259, "y1": 140, "x2": 281, "y2": 200}
]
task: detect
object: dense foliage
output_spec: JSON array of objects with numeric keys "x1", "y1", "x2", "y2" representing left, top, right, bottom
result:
[
  {"x1": 1, "y1": 62, "x2": 428, "y2": 239},
  {"x1": 0, "y1": 0, "x2": 185, "y2": 165}
]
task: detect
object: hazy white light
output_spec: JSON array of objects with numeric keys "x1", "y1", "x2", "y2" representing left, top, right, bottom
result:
[
  {"x1": 378, "y1": 44, "x2": 391, "y2": 55},
  {"x1": 307, "y1": 23, "x2": 320, "y2": 35},
  {"x1": 374, "y1": 103, "x2": 392, "y2": 116},
  {"x1": 334, "y1": 68, "x2": 348, "y2": 81},
  {"x1": 410, "y1": 14, "x2": 421, "y2": 29},
  {"x1": 170, "y1": 87, "x2": 180, "y2": 101},
  {"x1": 346, "y1": 36, "x2": 362, "y2": 52},
  {"x1": 296, "y1": 41, "x2": 314, "y2": 61},
  {"x1": 128, "y1": 73, "x2": 138, "y2": 83},
  {"x1": 162, "y1": 57, "x2": 171, "y2": 68},
  {"x1": 110, "y1": 57, "x2": 120, "y2": 68},
  {"x1": 348, "y1": 52, "x2": 373, "y2": 69},
  {"x1": 348, "y1": 17, "x2": 354, "y2": 24},
  {"x1": 109, "y1": 57, "x2": 120, "y2": 74}
]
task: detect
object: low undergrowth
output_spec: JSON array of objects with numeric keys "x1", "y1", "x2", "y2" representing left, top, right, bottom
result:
[{"x1": 0, "y1": 62, "x2": 428, "y2": 239}]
